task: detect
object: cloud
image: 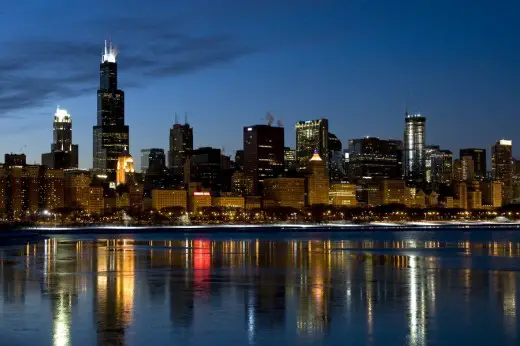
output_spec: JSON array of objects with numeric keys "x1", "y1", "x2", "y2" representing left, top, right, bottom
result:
[{"x1": 0, "y1": 16, "x2": 253, "y2": 115}]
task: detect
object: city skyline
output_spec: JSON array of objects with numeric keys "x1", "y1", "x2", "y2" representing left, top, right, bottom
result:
[{"x1": 0, "y1": 1, "x2": 518, "y2": 169}]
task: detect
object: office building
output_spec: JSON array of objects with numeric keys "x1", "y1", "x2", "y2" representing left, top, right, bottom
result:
[
  {"x1": 284, "y1": 147, "x2": 297, "y2": 172},
  {"x1": 243, "y1": 125, "x2": 284, "y2": 195},
  {"x1": 430, "y1": 149, "x2": 453, "y2": 186},
  {"x1": 492, "y1": 139, "x2": 513, "y2": 204},
  {"x1": 168, "y1": 122, "x2": 193, "y2": 178},
  {"x1": 263, "y1": 177, "x2": 305, "y2": 209},
  {"x1": 403, "y1": 113, "x2": 426, "y2": 182},
  {"x1": 93, "y1": 41, "x2": 129, "y2": 182},
  {"x1": 141, "y1": 148, "x2": 165, "y2": 174},
  {"x1": 190, "y1": 147, "x2": 222, "y2": 188},
  {"x1": 329, "y1": 183, "x2": 357, "y2": 207},
  {"x1": 347, "y1": 137, "x2": 402, "y2": 180},
  {"x1": 306, "y1": 150, "x2": 329, "y2": 206},
  {"x1": 296, "y1": 119, "x2": 328, "y2": 172},
  {"x1": 460, "y1": 148, "x2": 486, "y2": 180},
  {"x1": 42, "y1": 107, "x2": 78, "y2": 169}
]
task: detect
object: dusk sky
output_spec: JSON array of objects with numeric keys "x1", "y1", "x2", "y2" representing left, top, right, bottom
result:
[{"x1": 0, "y1": 0, "x2": 518, "y2": 169}]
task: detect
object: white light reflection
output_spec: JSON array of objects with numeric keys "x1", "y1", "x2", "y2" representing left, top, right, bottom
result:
[
  {"x1": 52, "y1": 293, "x2": 71, "y2": 346},
  {"x1": 408, "y1": 256, "x2": 426, "y2": 346},
  {"x1": 247, "y1": 291, "x2": 255, "y2": 344}
]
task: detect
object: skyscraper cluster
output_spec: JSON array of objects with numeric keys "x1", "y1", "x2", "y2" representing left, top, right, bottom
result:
[{"x1": 0, "y1": 40, "x2": 517, "y2": 221}]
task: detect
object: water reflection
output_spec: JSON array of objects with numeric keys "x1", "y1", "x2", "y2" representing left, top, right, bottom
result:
[{"x1": 0, "y1": 234, "x2": 519, "y2": 345}]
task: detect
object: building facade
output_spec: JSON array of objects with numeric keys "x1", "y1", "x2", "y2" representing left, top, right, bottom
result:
[
  {"x1": 243, "y1": 125, "x2": 284, "y2": 195},
  {"x1": 93, "y1": 41, "x2": 129, "y2": 182},
  {"x1": 460, "y1": 148, "x2": 486, "y2": 180},
  {"x1": 403, "y1": 113, "x2": 426, "y2": 182},
  {"x1": 42, "y1": 107, "x2": 78, "y2": 169},
  {"x1": 347, "y1": 137, "x2": 403, "y2": 181},
  {"x1": 492, "y1": 139, "x2": 513, "y2": 204},
  {"x1": 168, "y1": 123, "x2": 193, "y2": 179},
  {"x1": 296, "y1": 119, "x2": 328, "y2": 172}
]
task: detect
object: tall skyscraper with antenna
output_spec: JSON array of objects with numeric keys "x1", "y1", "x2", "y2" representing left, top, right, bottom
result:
[
  {"x1": 168, "y1": 113, "x2": 193, "y2": 180},
  {"x1": 93, "y1": 40, "x2": 129, "y2": 183}
]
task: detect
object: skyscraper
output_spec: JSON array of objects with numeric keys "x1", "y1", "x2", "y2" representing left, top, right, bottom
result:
[
  {"x1": 168, "y1": 122, "x2": 193, "y2": 179},
  {"x1": 243, "y1": 125, "x2": 284, "y2": 195},
  {"x1": 295, "y1": 119, "x2": 328, "y2": 173},
  {"x1": 42, "y1": 107, "x2": 78, "y2": 169},
  {"x1": 403, "y1": 113, "x2": 426, "y2": 182},
  {"x1": 93, "y1": 41, "x2": 129, "y2": 182},
  {"x1": 347, "y1": 137, "x2": 403, "y2": 181},
  {"x1": 306, "y1": 149, "x2": 329, "y2": 206},
  {"x1": 459, "y1": 148, "x2": 487, "y2": 180},
  {"x1": 141, "y1": 148, "x2": 165, "y2": 174},
  {"x1": 430, "y1": 149, "x2": 452, "y2": 186},
  {"x1": 492, "y1": 139, "x2": 513, "y2": 204}
]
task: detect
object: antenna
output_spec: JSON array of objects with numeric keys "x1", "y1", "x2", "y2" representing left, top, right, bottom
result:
[
  {"x1": 266, "y1": 112, "x2": 274, "y2": 126},
  {"x1": 185, "y1": 112, "x2": 188, "y2": 125},
  {"x1": 174, "y1": 112, "x2": 178, "y2": 125}
]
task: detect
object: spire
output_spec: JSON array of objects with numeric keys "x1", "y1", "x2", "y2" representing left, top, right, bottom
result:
[
  {"x1": 184, "y1": 112, "x2": 188, "y2": 125},
  {"x1": 174, "y1": 112, "x2": 178, "y2": 125}
]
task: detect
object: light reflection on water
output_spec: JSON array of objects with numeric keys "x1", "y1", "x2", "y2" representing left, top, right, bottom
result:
[{"x1": 0, "y1": 230, "x2": 519, "y2": 346}]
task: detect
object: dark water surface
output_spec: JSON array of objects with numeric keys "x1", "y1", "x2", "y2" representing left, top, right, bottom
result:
[{"x1": 0, "y1": 229, "x2": 519, "y2": 346}]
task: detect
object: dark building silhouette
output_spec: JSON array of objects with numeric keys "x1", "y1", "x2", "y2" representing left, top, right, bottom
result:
[
  {"x1": 168, "y1": 121, "x2": 193, "y2": 180},
  {"x1": 347, "y1": 137, "x2": 403, "y2": 181},
  {"x1": 460, "y1": 148, "x2": 487, "y2": 180},
  {"x1": 93, "y1": 41, "x2": 129, "y2": 182},
  {"x1": 190, "y1": 147, "x2": 222, "y2": 189},
  {"x1": 328, "y1": 132, "x2": 344, "y2": 181},
  {"x1": 243, "y1": 125, "x2": 284, "y2": 195},
  {"x1": 234, "y1": 150, "x2": 244, "y2": 170},
  {"x1": 141, "y1": 148, "x2": 165, "y2": 174}
]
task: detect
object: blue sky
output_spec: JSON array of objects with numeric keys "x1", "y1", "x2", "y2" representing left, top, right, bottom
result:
[{"x1": 0, "y1": 0, "x2": 518, "y2": 168}]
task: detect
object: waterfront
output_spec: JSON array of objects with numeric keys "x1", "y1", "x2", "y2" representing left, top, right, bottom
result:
[{"x1": 0, "y1": 229, "x2": 519, "y2": 345}]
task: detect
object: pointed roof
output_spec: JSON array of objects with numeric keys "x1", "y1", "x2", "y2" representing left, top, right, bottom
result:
[{"x1": 309, "y1": 149, "x2": 322, "y2": 161}]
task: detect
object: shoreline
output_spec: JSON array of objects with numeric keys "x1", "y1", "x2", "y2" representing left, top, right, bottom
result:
[{"x1": 3, "y1": 221, "x2": 519, "y2": 235}]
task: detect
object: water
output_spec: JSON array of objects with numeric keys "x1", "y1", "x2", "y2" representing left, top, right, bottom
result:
[{"x1": 0, "y1": 228, "x2": 519, "y2": 346}]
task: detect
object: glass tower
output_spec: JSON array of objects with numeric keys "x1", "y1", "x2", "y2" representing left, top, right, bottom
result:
[
  {"x1": 295, "y1": 119, "x2": 329, "y2": 173},
  {"x1": 93, "y1": 40, "x2": 129, "y2": 182},
  {"x1": 403, "y1": 113, "x2": 426, "y2": 182}
]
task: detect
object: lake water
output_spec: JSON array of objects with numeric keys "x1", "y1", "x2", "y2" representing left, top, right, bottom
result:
[{"x1": 0, "y1": 228, "x2": 519, "y2": 345}]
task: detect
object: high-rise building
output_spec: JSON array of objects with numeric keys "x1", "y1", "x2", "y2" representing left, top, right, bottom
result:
[
  {"x1": 168, "y1": 122, "x2": 193, "y2": 178},
  {"x1": 141, "y1": 148, "x2": 165, "y2": 174},
  {"x1": 461, "y1": 156, "x2": 475, "y2": 182},
  {"x1": 430, "y1": 149, "x2": 452, "y2": 186},
  {"x1": 403, "y1": 113, "x2": 426, "y2": 182},
  {"x1": 42, "y1": 107, "x2": 79, "y2": 169},
  {"x1": 306, "y1": 150, "x2": 329, "y2": 206},
  {"x1": 347, "y1": 137, "x2": 402, "y2": 181},
  {"x1": 93, "y1": 41, "x2": 129, "y2": 182},
  {"x1": 328, "y1": 132, "x2": 344, "y2": 181},
  {"x1": 460, "y1": 148, "x2": 487, "y2": 180},
  {"x1": 492, "y1": 139, "x2": 513, "y2": 204},
  {"x1": 283, "y1": 147, "x2": 297, "y2": 172},
  {"x1": 296, "y1": 119, "x2": 328, "y2": 172},
  {"x1": 243, "y1": 125, "x2": 284, "y2": 195},
  {"x1": 234, "y1": 150, "x2": 244, "y2": 170},
  {"x1": 190, "y1": 147, "x2": 222, "y2": 189}
]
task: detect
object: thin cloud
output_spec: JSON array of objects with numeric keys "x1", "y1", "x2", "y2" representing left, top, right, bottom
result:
[{"x1": 0, "y1": 16, "x2": 254, "y2": 115}]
